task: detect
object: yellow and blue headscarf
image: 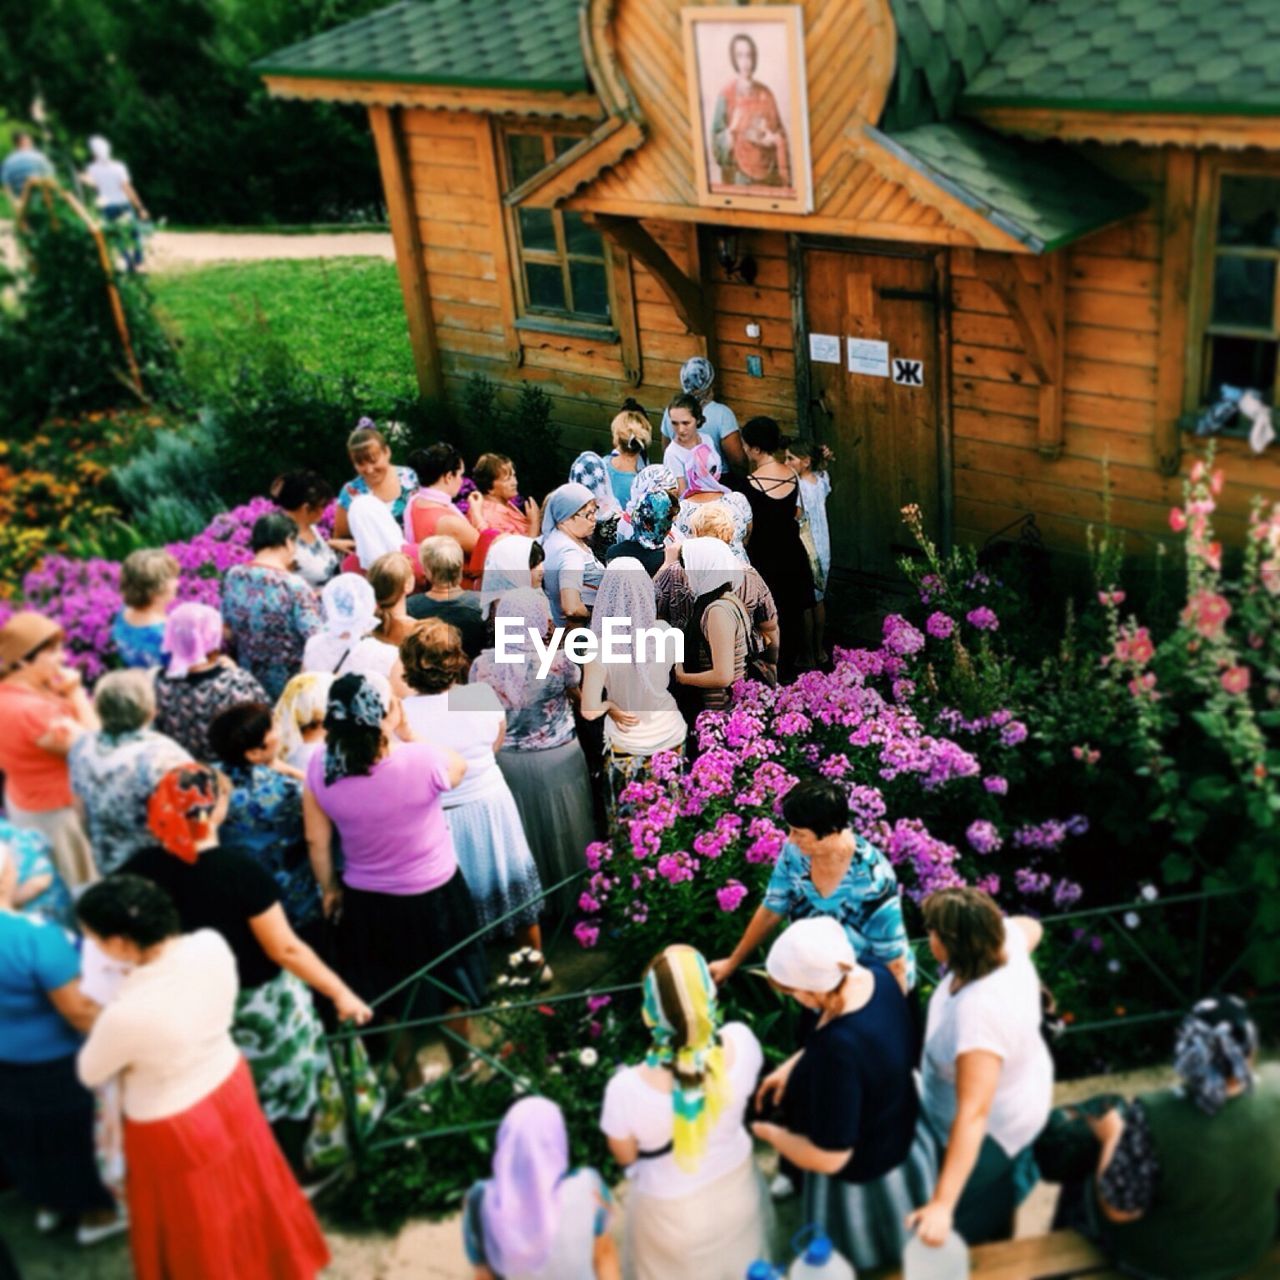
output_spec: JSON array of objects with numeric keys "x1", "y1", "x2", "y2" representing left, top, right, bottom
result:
[{"x1": 642, "y1": 945, "x2": 729, "y2": 1172}]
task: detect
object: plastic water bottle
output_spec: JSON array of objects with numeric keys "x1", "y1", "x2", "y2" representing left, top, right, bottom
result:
[
  {"x1": 903, "y1": 1230, "x2": 969, "y2": 1280},
  {"x1": 745, "y1": 1263, "x2": 783, "y2": 1280},
  {"x1": 788, "y1": 1230, "x2": 855, "y2": 1280}
]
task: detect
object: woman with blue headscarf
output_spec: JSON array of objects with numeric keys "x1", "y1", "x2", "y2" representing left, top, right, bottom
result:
[
  {"x1": 540, "y1": 482, "x2": 606, "y2": 626},
  {"x1": 1056, "y1": 994, "x2": 1280, "y2": 1280}
]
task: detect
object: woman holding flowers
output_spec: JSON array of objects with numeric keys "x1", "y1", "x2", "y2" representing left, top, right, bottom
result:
[
  {"x1": 600, "y1": 944, "x2": 768, "y2": 1280},
  {"x1": 753, "y1": 918, "x2": 932, "y2": 1271},
  {"x1": 464, "y1": 1096, "x2": 620, "y2": 1280}
]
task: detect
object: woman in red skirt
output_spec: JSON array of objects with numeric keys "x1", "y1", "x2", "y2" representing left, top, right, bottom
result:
[{"x1": 75, "y1": 874, "x2": 330, "y2": 1279}]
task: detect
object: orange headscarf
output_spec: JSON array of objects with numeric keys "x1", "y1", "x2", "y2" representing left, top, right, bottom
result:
[{"x1": 146, "y1": 765, "x2": 219, "y2": 863}]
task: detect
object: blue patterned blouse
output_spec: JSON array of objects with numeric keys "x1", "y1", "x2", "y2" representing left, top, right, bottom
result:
[{"x1": 110, "y1": 613, "x2": 167, "y2": 669}]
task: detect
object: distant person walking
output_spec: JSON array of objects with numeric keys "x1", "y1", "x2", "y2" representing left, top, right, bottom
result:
[
  {"x1": 1, "y1": 131, "x2": 53, "y2": 203},
  {"x1": 81, "y1": 136, "x2": 148, "y2": 272}
]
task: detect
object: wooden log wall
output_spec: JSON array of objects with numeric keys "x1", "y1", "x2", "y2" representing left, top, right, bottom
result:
[{"x1": 950, "y1": 144, "x2": 1280, "y2": 556}]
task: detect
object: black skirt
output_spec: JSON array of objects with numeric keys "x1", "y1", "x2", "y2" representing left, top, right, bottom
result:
[
  {"x1": 0, "y1": 1054, "x2": 116, "y2": 1215},
  {"x1": 339, "y1": 868, "x2": 489, "y2": 1020}
]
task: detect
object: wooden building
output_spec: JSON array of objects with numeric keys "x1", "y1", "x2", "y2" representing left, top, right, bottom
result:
[{"x1": 259, "y1": 0, "x2": 1280, "y2": 576}]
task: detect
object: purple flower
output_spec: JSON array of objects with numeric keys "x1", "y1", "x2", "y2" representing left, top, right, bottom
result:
[
  {"x1": 925, "y1": 612, "x2": 954, "y2": 640},
  {"x1": 983, "y1": 776, "x2": 1008, "y2": 795},
  {"x1": 882, "y1": 614, "x2": 925, "y2": 656},
  {"x1": 1000, "y1": 720, "x2": 1028, "y2": 747},
  {"x1": 966, "y1": 606, "x2": 999, "y2": 632},
  {"x1": 966, "y1": 820, "x2": 1003, "y2": 855},
  {"x1": 578, "y1": 892, "x2": 600, "y2": 914},
  {"x1": 586, "y1": 995, "x2": 612, "y2": 1014},
  {"x1": 1053, "y1": 880, "x2": 1084, "y2": 909},
  {"x1": 573, "y1": 922, "x2": 600, "y2": 949},
  {"x1": 1015, "y1": 869, "x2": 1052, "y2": 896},
  {"x1": 716, "y1": 880, "x2": 749, "y2": 913}
]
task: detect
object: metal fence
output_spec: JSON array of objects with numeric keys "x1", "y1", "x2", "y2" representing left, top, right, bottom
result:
[{"x1": 325, "y1": 883, "x2": 1272, "y2": 1165}]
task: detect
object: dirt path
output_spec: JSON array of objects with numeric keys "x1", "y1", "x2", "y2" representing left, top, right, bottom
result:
[{"x1": 0, "y1": 222, "x2": 394, "y2": 273}]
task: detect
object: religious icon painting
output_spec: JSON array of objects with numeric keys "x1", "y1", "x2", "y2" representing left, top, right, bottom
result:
[{"x1": 682, "y1": 5, "x2": 813, "y2": 215}]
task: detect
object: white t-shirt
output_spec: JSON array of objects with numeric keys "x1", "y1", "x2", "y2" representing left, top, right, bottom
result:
[
  {"x1": 921, "y1": 918, "x2": 1053, "y2": 1157},
  {"x1": 402, "y1": 684, "x2": 505, "y2": 804},
  {"x1": 600, "y1": 1020, "x2": 761, "y2": 1199},
  {"x1": 663, "y1": 434, "x2": 722, "y2": 489},
  {"x1": 86, "y1": 158, "x2": 131, "y2": 208},
  {"x1": 78, "y1": 929, "x2": 241, "y2": 1122},
  {"x1": 303, "y1": 632, "x2": 397, "y2": 681}
]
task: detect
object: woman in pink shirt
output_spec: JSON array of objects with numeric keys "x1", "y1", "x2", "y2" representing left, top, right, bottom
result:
[{"x1": 302, "y1": 671, "x2": 487, "y2": 1081}]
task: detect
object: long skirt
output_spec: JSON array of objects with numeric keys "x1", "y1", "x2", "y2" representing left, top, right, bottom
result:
[
  {"x1": 0, "y1": 1054, "x2": 116, "y2": 1215},
  {"x1": 124, "y1": 1058, "x2": 330, "y2": 1280},
  {"x1": 803, "y1": 1116, "x2": 938, "y2": 1271},
  {"x1": 339, "y1": 868, "x2": 489, "y2": 1020},
  {"x1": 496, "y1": 739, "x2": 596, "y2": 918},
  {"x1": 624, "y1": 1154, "x2": 772, "y2": 1280},
  {"x1": 443, "y1": 770, "x2": 544, "y2": 936},
  {"x1": 6, "y1": 801, "x2": 97, "y2": 889},
  {"x1": 233, "y1": 968, "x2": 329, "y2": 1125}
]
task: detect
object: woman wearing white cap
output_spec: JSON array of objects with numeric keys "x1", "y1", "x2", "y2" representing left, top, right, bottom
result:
[{"x1": 752, "y1": 917, "x2": 934, "y2": 1271}]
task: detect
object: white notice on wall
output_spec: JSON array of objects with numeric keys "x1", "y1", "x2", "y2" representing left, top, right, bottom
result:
[
  {"x1": 808, "y1": 333, "x2": 841, "y2": 365},
  {"x1": 847, "y1": 337, "x2": 890, "y2": 377}
]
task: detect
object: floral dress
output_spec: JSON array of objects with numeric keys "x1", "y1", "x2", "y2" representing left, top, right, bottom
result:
[
  {"x1": 221, "y1": 564, "x2": 323, "y2": 701},
  {"x1": 337, "y1": 465, "x2": 420, "y2": 524},
  {"x1": 68, "y1": 729, "x2": 193, "y2": 875},
  {"x1": 293, "y1": 531, "x2": 339, "y2": 589},
  {"x1": 220, "y1": 764, "x2": 320, "y2": 930},
  {"x1": 470, "y1": 652, "x2": 579, "y2": 750},
  {"x1": 153, "y1": 663, "x2": 269, "y2": 763}
]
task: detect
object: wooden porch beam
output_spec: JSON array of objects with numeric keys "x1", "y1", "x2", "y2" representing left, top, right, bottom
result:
[
  {"x1": 584, "y1": 214, "x2": 710, "y2": 336},
  {"x1": 368, "y1": 104, "x2": 444, "y2": 401},
  {"x1": 1156, "y1": 150, "x2": 1196, "y2": 476},
  {"x1": 976, "y1": 251, "x2": 1066, "y2": 459}
]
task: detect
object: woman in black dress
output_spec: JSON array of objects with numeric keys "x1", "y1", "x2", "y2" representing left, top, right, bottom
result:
[{"x1": 741, "y1": 416, "x2": 815, "y2": 674}]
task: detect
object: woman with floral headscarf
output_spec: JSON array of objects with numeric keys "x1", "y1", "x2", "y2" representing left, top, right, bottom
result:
[
  {"x1": 303, "y1": 673, "x2": 484, "y2": 1078},
  {"x1": 601, "y1": 945, "x2": 768, "y2": 1280},
  {"x1": 1053, "y1": 995, "x2": 1280, "y2": 1280},
  {"x1": 274, "y1": 672, "x2": 334, "y2": 773},
  {"x1": 606, "y1": 491, "x2": 676, "y2": 578},
  {"x1": 616, "y1": 464, "x2": 680, "y2": 545},
  {"x1": 580, "y1": 559, "x2": 685, "y2": 806},
  {"x1": 152, "y1": 603, "x2": 267, "y2": 763},
  {"x1": 659, "y1": 358, "x2": 745, "y2": 476},
  {"x1": 464, "y1": 1096, "x2": 619, "y2": 1280},
  {"x1": 303, "y1": 572, "x2": 401, "y2": 685},
  {"x1": 470, "y1": 589, "x2": 595, "y2": 918},
  {"x1": 569, "y1": 452, "x2": 623, "y2": 557},
  {"x1": 672, "y1": 447, "x2": 752, "y2": 563},
  {"x1": 121, "y1": 763, "x2": 371, "y2": 1175}
]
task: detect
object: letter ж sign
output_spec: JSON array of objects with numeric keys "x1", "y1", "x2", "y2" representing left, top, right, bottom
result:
[{"x1": 892, "y1": 357, "x2": 924, "y2": 387}]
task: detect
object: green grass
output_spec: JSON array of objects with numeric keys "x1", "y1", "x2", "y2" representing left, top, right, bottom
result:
[{"x1": 149, "y1": 257, "x2": 416, "y2": 399}]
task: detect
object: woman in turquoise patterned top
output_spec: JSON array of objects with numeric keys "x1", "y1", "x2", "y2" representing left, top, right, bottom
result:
[
  {"x1": 330, "y1": 422, "x2": 419, "y2": 554},
  {"x1": 110, "y1": 548, "x2": 179, "y2": 669},
  {"x1": 709, "y1": 777, "x2": 912, "y2": 992},
  {"x1": 208, "y1": 701, "x2": 321, "y2": 933}
]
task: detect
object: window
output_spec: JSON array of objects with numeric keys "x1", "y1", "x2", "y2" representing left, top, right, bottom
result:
[
  {"x1": 1200, "y1": 173, "x2": 1280, "y2": 405},
  {"x1": 504, "y1": 129, "x2": 612, "y2": 326}
]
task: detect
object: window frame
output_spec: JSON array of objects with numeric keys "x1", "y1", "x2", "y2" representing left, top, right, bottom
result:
[
  {"x1": 1185, "y1": 156, "x2": 1280, "y2": 426},
  {"x1": 499, "y1": 123, "x2": 618, "y2": 339}
]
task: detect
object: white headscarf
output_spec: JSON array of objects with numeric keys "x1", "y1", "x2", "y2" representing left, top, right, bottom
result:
[
  {"x1": 348, "y1": 493, "x2": 403, "y2": 569},
  {"x1": 479, "y1": 535, "x2": 536, "y2": 615},
  {"x1": 483, "y1": 587, "x2": 554, "y2": 711},
  {"x1": 589, "y1": 557, "x2": 673, "y2": 707},
  {"x1": 766, "y1": 917, "x2": 858, "y2": 994},
  {"x1": 88, "y1": 135, "x2": 111, "y2": 162},
  {"x1": 679, "y1": 537, "x2": 741, "y2": 599},
  {"x1": 320, "y1": 573, "x2": 378, "y2": 639}
]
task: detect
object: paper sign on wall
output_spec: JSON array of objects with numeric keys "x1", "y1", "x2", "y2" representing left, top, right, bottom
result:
[
  {"x1": 808, "y1": 333, "x2": 840, "y2": 364},
  {"x1": 892, "y1": 358, "x2": 924, "y2": 386},
  {"x1": 847, "y1": 337, "x2": 890, "y2": 377}
]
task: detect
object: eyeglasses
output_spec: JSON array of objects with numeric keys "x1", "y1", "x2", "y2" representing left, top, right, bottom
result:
[{"x1": 575, "y1": 504, "x2": 598, "y2": 520}]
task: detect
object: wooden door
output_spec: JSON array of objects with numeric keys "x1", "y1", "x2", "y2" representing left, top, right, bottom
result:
[{"x1": 802, "y1": 247, "x2": 944, "y2": 578}]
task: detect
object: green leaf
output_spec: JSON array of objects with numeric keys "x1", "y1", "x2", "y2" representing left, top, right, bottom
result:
[
  {"x1": 1163, "y1": 852, "x2": 1195, "y2": 884},
  {"x1": 1187, "y1": 774, "x2": 1233, "y2": 807}
]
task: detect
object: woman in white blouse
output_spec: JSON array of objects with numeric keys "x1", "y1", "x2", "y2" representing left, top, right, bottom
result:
[
  {"x1": 76, "y1": 875, "x2": 329, "y2": 1279},
  {"x1": 907, "y1": 886, "x2": 1053, "y2": 1248}
]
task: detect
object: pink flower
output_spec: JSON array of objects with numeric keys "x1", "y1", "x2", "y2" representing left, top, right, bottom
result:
[
  {"x1": 1128, "y1": 672, "x2": 1159, "y2": 700},
  {"x1": 586, "y1": 995, "x2": 612, "y2": 1014},
  {"x1": 966, "y1": 606, "x2": 999, "y2": 631},
  {"x1": 573, "y1": 922, "x2": 600, "y2": 949},
  {"x1": 1097, "y1": 590, "x2": 1125, "y2": 607},
  {"x1": 1190, "y1": 460, "x2": 1206, "y2": 484},
  {"x1": 716, "y1": 881, "x2": 749, "y2": 913},
  {"x1": 1221, "y1": 666, "x2": 1251, "y2": 695},
  {"x1": 925, "y1": 612, "x2": 954, "y2": 640},
  {"x1": 1210, "y1": 469, "x2": 1225, "y2": 496},
  {"x1": 1169, "y1": 507, "x2": 1187, "y2": 533},
  {"x1": 1182, "y1": 590, "x2": 1232, "y2": 638}
]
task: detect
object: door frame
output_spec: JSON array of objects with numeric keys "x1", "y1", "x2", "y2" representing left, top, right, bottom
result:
[{"x1": 788, "y1": 234, "x2": 954, "y2": 557}]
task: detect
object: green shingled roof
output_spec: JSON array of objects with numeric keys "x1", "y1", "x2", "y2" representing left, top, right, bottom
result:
[
  {"x1": 883, "y1": 0, "x2": 1034, "y2": 132},
  {"x1": 873, "y1": 121, "x2": 1148, "y2": 252},
  {"x1": 254, "y1": 0, "x2": 588, "y2": 93},
  {"x1": 961, "y1": 0, "x2": 1280, "y2": 114}
]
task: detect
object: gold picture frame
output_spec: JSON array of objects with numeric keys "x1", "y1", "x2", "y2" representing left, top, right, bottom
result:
[{"x1": 682, "y1": 5, "x2": 813, "y2": 215}]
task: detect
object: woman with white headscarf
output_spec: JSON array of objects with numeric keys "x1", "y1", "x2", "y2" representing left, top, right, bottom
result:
[
  {"x1": 81, "y1": 136, "x2": 148, "y2": 273},
  {"x1": 672, "y1": 538, "x2": 750, "y2": 721},
  {"x1": 478, "y1": 535, "x2": 547, "y2": 622},
  {"x1": 469, "y1": 589, "x2": 595, "y2": 918},
  {"x1": 580, "y1": 558, "x2": 686, "y2": 807},
  {"x1": 302, "y1": 573, "x2": 403, "y2": 688},
  {"x1": 540, "y1": 483, "x2": 605, "y2": 627}
]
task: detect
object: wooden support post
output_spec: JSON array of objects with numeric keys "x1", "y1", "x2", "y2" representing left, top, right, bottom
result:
[
  {"x1": 368, "y1": 105, "x2": 444, "y2": 401},
  {"x1": 1157, "y1": 150, "x2": 1197, "y2": 476},
  {"x1": 583, "y1": 213, "x2": 711, "y2": 337},
  {"x1": 1037, "y1": 252, "x2": 1066, "y2": 461},
  {"x1": 609, "y1": 248, "x2": 642, "y2": 386},
  {"x1": 475, "y1": 117, "x2": 523, "y2": 367}
]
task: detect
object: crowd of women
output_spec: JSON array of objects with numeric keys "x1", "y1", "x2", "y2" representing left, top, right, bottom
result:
[{"x1": 0, "y1": 363, "x2": 1275, "y2": 1280}]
